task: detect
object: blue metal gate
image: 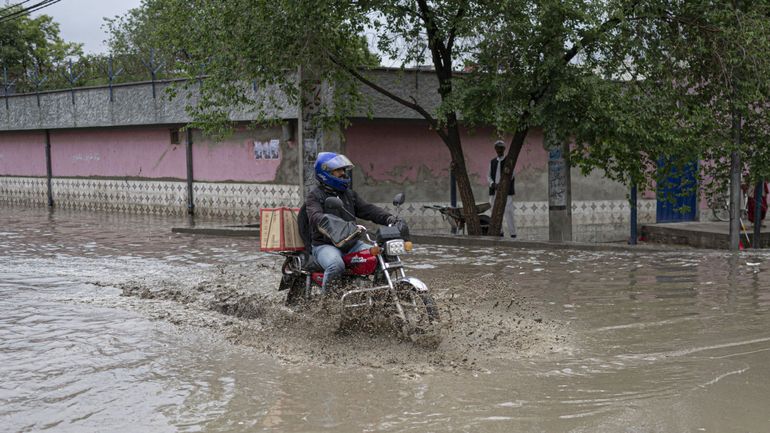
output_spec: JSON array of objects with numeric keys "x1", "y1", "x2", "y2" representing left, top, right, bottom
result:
[{"x1": 656, "y1": 159, "x2": 698, "y2": 223}]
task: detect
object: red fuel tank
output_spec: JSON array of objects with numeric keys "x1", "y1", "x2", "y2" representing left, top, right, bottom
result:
[{"x1": 342, "y1": 249, "x2": 378, "y2": 275}]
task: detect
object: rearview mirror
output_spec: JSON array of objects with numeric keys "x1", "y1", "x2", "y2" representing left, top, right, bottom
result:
[{"x1": 393, "y1": 192, "x2": 405, "y2": 207}]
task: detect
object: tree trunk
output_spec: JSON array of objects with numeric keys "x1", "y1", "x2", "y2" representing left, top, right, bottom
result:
[
  {"x1": 444, "y1": 124, "x2": 481, "y2": 235},
  {"x1": 334, "y1": 3, "x2": 482, "y2": 234},
  {"x1": 490, "y1": 128, "x2": 528, "y2": 236}
]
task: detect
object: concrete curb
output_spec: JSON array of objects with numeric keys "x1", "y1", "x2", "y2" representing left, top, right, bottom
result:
[
  {"x1": 171, "y1": 225, "x2": 697, "y2": 253},
  {"x1": 171, "y1": 226, "x2": 259, "y2": 237},
  {"x1": 410, "y1": 234, "x2": 695, "y2": 253},
  {"x1": 641, "y1": 222, "x2": 770, "y2": 249}
]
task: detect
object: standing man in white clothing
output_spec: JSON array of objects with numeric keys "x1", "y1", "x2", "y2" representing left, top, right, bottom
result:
[{"x1": 488, "y1": 140, "x2": 517, "y2": 238}]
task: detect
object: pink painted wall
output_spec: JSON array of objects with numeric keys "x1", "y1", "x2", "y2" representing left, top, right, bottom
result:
[
  {"x1": 192, "y1": 129, "x2": 282, "y2": 182},
  {"x1": 0, "y1": 131, "x2": 48, "y2": 176},
  {"x1": 344, "y1": 120, "x2": 547, "y2": 186},
  {"x1": 51, "y1": 128, "x2": 186, "y2": 178},
  {"x1": 2, "y1": 126, "x2": 287, "y2": 182}
]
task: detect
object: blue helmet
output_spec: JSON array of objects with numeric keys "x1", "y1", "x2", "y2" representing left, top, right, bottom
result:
[{"x1": 314, "y1": 152, "x2": 354, "y2": 192}]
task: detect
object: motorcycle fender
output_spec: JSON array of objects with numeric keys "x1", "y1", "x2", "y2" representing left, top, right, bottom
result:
[
  {"x1": 278, "y1": 273, "x2": 297, "y2": 291},
  {"x1": 399, "y1": 276, "x2": 429, "y2": 293}
]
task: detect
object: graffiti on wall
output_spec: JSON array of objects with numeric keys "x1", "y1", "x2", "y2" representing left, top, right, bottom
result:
[{"x1": 71, "y1": 153, "x2": 101, "y2": 162}]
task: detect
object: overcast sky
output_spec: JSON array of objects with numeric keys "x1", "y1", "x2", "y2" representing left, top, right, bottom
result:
[{"x1": 31, "y1": 0, "x2": 144, "y2": 54}]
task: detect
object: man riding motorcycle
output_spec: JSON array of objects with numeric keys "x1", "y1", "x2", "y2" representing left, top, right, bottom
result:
[{"x1": 306, "y1": 152, "x2": 403, "y2": 293}]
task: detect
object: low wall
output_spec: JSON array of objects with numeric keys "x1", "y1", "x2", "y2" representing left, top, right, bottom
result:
[
  {"x1": 0, "y1": 121, "x2": 302, "y2": 221},
  {"x1": 369, "y1": 198, "x2": 656, "y2": 242},
  {"x1": 0, "y1": 175, "x2": 652, "y2": 241},
  {"x1": 1, "y1": 79, "x2": 654, "y2": 241},
  {"x1": 0, "y1": 176, "x2": 300, "y2": 220}
]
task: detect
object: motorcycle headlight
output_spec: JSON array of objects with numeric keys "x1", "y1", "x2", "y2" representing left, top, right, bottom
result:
[{"x1": 385, "y1": 239, "x2": 407, "y2": 255}]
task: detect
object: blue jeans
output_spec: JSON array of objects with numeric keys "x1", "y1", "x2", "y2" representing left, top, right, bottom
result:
[{"x1": 312, "y1": 241, "x2": 371, "y2": 293}]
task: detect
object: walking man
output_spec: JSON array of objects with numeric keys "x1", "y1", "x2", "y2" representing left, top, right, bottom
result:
[{"x1": 488, "y1": 140, "x2": 517, "y2": 238}]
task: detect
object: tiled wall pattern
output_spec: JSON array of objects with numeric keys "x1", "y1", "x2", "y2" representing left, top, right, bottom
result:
[
  {"x1": 571, "y1": 199, "x2": 656, "y2": 242},
  {"x1": 52, "y1": 178, "x2": 189, "y2": 215},
  {"x1": 374, "y1": 199, "x2": 657, "y2": 242},
  {"x1": 0, "y1": 177, "x2": 48, "y2": 206},
  {"x1": 1, "y1": 176, "x2": 654, "y2": 241},
  {"x1": 193, "y1": 182, "x2": 302, "y2": 219},
  {"x1": 0, "y1": 176, "x2": 301, "y2": 220}
]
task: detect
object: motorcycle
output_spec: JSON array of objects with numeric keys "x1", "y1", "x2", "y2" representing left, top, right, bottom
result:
[
  {"x1": 277, "y1": 193, "x2": 441, "y2": 342},
  {"x1": 422, "y1": 203, "x2": 492, "y2": 235}
]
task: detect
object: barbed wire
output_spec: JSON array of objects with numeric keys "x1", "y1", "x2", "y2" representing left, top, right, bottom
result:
[
  {"x1": 3, "y1": 51, "x2": 166, "y2": 87},
  {"x1": 1, "y1": 51, "x2": 180, "y2": 108},
  {"x1": 0, "y1": 46, "x2": 445, "y2": 110}
]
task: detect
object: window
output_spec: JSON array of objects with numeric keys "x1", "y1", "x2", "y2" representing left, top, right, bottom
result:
[{"x1": 170, "y1": 128, "x2": 180, "y2": 144}]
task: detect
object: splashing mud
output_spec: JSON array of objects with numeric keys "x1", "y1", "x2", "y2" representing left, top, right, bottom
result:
[{"x1": 105, "y1": 259, "x2": 568, "y2": 374}]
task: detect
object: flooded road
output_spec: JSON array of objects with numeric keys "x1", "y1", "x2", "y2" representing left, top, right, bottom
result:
[{"x1": 2, "y1": 205, "x2": 770, "y2": 432}]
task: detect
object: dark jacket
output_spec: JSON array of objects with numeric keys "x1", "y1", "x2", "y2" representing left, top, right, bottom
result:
[
  {"x1": 489, "y1": 158, "x2": 515, "y2": 196},
  {"x1": 306, "y1": 186, "x2": 392, "y2": 247}
]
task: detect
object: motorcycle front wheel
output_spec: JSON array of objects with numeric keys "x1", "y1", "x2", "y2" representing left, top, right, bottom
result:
[{"x1": 396, "y1": 290, "x2": 441, "y2": 344}]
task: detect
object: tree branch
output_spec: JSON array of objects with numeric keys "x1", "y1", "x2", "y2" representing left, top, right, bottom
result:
[
  {"x1": 563, "y1": 0, "x2": 641, "y2": 65},
  {"x1": 393, "y1": 4, "x2": 425, "y2": 22},
  {"x1": 328, "y1": 55, "x2": 449, "y2": 142},
  {"x1": 520, "y1": 1, "x2": 644, "y2": 108},
  {"x1": 416, "y1": 0, "x2": 450, "y2": 72},
  {"x1": 446, "y1": 0, "x2": 468, "y2": 54}
]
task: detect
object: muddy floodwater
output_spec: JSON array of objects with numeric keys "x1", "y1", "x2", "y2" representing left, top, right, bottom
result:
[{"x1": 2, "y1": 206, "x2": 770, "y2": 432}]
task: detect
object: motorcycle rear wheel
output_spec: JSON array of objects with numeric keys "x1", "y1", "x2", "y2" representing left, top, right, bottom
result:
[{"x1": 285, "y1": 281, "x2": 305, "y2": 306}]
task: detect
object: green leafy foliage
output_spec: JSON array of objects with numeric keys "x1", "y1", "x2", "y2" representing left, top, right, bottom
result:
[
  {"x1": 0, "y1": 5, "x2": 83, "y2": 91},
  {"x1": 20, "y1": 0, "x2": 764, "y2": 236},
  {"x1": 572, "y1": 1, "x2": 770, "y2": 205}
]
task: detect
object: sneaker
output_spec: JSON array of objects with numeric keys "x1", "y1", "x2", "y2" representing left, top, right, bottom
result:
[{"x1": 510, "y1": 235, "x2": 517, "y2": 239}]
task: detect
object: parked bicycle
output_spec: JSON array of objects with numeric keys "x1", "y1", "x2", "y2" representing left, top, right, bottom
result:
[
  {"x1": 422, "y1": 203, "x2": 491, "y2": 235},
  {"x1": 710, "y1": 189, "x2": 747, "y2": 222}
]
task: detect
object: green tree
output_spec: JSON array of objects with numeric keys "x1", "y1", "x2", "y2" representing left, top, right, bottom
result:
[
  {"x1": 132, "y1": 0, "x2": 674, "y2": 235},
  {"x1": 0, "y1": 4, "x2": 82, "y2": 92},
  {"x1": 456, "y1": 0, "x2": 661, "y2": 235},
  {"x1": 102, "y1": 6, "x2": 176, "y2": 83},
  {"x1": 568, "y1": 1, "x2": 770, "y2": 249},
  {"x1": 129, "y1": 0, "x2": 492, "y2": 232}
]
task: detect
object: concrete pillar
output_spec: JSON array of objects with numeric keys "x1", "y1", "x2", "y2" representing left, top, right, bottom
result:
[
  {"x1": 297, "y1": 69, "x2": 342, "y2": 198},
  {"x1": 548, "y1": 139, "x2": 572, "y2": 241},
  {"x1": 185, "y1": 128, "x2": 194, "y2": 215},
  {"x1": 45, "y1": 129, "x2": 53, "y2": 207},
  {"x1": 297, "y1": 69, "x2": 320, "y2": 198}
]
